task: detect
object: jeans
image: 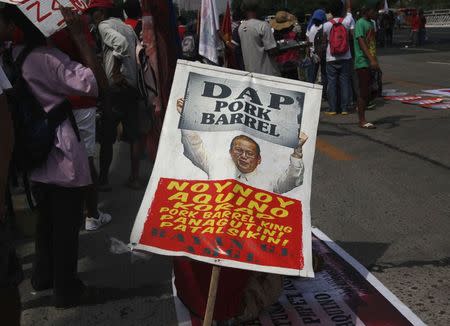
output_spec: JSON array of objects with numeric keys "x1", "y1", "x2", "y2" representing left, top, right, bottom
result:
[
  {"x1": 418, "y1": 29, "x2": 426, "y2": 46},
  {"x1": 326, "y1": 59, "x2": 352, "y2": 113}
]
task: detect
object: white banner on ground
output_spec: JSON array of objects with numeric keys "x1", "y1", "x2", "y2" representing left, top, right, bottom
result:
[
  {"x1": 423, "y1": 89, "x2": 450, "y2": 97},
  {"x1": 130, "y1": 60, "x2": 322, "y2": 277},
  {"x1": 13, "y1": 0, "x2": 88, "y2": 37},
  {"x1": 199, "y1": 0, "x2": 220, "y2": 64}
]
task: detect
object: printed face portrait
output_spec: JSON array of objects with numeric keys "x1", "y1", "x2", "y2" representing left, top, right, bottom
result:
[{"x1": 229, "y1": 136, "x2": 261, "y2": 174}]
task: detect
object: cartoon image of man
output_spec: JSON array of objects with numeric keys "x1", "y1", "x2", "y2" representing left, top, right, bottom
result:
[{"x1": 177, "y1": 99, "x2": 308, "y2": 194}]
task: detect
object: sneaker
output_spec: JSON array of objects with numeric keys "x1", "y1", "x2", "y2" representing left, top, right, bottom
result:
[
  {"x1": 85, "y1": 210, "x2": 112, "y2": 231},
  {"x1": 367, "y1": 101, "x2": 376, "y2": 110},
  {"x1": 324, "y1": 111, "x2": 337, "y2": 115},
  {"x1": 341, "y1": 111, "x2": 349, "y2": 115}
]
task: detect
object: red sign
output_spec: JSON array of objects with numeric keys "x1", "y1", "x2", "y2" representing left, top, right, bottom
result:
[
  {"x1": 384, "y1": 95, "x2": 422, "y2": 101},
  {"x1": 402, "y1": 97, "x2": 443, "y2": 105},
  {"x1": 138, "y1": 178, "x2": 303, "y2": 272}
]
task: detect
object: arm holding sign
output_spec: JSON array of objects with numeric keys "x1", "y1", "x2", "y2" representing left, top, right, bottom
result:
[
  {"x1": 273, "y1": 132, "x2": 307, "y2": 194},
  {"x1": 60, "y1": 7, "x2": 109, "y2": 93},
  {"x1": 177, "y1": 99, "x2": 211, "y2": 177}
]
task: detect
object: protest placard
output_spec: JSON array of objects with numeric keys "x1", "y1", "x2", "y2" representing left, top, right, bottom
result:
[
  {"x1": 9, "y1": 0, "x2": 88, "y2": 37},
  {"x1": 130, "y1": 60, "x2": 322, "y2": 277}
]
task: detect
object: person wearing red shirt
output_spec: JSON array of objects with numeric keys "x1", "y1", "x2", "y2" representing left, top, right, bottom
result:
[
  {"x1": 411, "y1": 9, "x2": 426, "y2": 47},
  {"x1": 177, "y1": 16, "x2": 187, "y2": 41}
]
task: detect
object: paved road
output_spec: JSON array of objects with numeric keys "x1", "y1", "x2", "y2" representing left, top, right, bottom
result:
[
  {"x1": 15, "y1": 29, "x2": 450, "y2": 325},
  {"x1": 316, "y1": 45, "x2": 450, "y2": 325}
]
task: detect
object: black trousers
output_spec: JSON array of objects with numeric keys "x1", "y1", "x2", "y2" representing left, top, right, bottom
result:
[{"x1": 31, "y1": 183, "x2": 85, "y2": 298}]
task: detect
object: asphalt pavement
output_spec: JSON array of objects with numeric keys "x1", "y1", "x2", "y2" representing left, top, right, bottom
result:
[{"x1": 15, "y1": 28, "x2": 450, "y2": 325}]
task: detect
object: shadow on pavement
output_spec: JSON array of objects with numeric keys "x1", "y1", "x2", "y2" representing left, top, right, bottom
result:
[
  {"x1": 372, "y1": 114, "x2": 416, "y2": 129},
  {"x1": 335, "y1": 240, "x2": 391, "y2": 271}
]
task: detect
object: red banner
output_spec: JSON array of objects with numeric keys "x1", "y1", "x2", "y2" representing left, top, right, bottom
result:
[{"x1": 138, "y1": 178, "x2": 303, "y2": 271}]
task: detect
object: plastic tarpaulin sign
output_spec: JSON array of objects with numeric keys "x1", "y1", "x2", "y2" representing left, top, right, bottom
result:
[
  {"x1": 130, "y1": 60, "x2": 322, "y2": 277},
  {"x1": 9, "y1": 0, "x2": 88, "y2": 37}
]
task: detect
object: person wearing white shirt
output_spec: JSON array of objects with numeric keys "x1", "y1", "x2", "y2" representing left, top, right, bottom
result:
[
  {"x1": 322, "y1": 0, "x2": 355, "y2": 115},
  {"x1": 176, "y1": 99, "x2": 308, "y2": 194}
]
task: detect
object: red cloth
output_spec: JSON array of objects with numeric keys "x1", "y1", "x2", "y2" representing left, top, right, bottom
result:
[
  {"x1": 411, "y1": 15, "x2": 420, "y2": 31},
  {"x1": 125, "y1": 18, "x2": 139, "y2": 30},
  {"x1": 12, "y1": 28, "x2": 24, "y2": 45},
  {"x1": 220, "y1": 1, "x2": 236, "y2": 69},
  {"x1": 174, "y1": 258, "x2": 252, "y2": 321},
  {"x1": 178, "y1": 25, "x2": 186, "y2": 40},
  {"x1": 86, "y1": 0, "x2": 114, "y2": 10},
  {"x1": 275, "y1": 31, "x2": 300, "y2": 64},
  {"x1": 220, "y1": 2, "x2": 232, "y2": 42}
]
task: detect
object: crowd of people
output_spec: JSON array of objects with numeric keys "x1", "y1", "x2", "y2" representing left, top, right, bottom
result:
[
  {"x1": 180, "y1": 0, "x2": 384, "y2": 129},
  {"x1": 0, "y1": 0, "x2": 156, "y2": 321},
  {"x1": 0, "y1": 0, "x2": 428, "y2": 324}
]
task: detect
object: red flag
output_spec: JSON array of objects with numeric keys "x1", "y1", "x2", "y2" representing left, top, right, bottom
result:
[
  {"x1": 220, "y1": 1, "x2": 232, "y2": 43},
  {"x1": 220, "y1": 1, "x2": 236, "y2": 68}
]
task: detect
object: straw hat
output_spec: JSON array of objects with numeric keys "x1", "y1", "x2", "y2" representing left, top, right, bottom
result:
[{"x1": 271, "y1": 11, "x2": 297, "y2": 31}]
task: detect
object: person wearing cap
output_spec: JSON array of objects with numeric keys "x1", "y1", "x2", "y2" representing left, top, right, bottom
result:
[
  {"x1": 86, "y1": 0, "x2": 147, "y2": 190},
  {"x1": 271, "y1": 11, "x2": 301, "y2": 79},
  {"x1": 238, "y1": 0, "x2": 280, "y2": 76}
]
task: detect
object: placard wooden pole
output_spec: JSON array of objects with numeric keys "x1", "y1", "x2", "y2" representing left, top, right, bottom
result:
[{"x1": 202, "y1": 265, "x2": 221, "y2": 326}]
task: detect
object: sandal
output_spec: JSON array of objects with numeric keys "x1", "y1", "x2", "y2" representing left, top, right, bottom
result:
[{"x1": 360, "y1": 122, "x2": 376, "y2": 129}]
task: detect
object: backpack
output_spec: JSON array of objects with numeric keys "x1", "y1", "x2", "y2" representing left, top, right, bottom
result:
[
  {"x1": 329, "y1": 18, "x2": 349, "y2": 56},
  {"x1": 3, "y1": 46, "x2": 80, "y2": 172},
  {"x1": 135, "y1": 41, "x2": 158, "y2": 106},
  {"x1": 181, "y1": 35, "x2": 196, "y2": 59},
  {"x1": 313, "y1": 26, "x2": 326, "y2": 58}
]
